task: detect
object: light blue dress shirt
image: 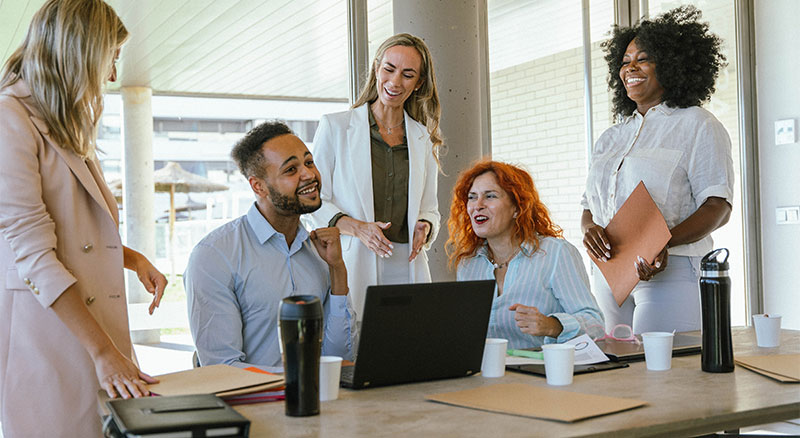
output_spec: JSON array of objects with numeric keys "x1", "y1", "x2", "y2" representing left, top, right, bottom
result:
[
  {"x1": 457, "y1": 236, "x2": 604, "y2": 349},
  {"x1": 184, "y1": 203, "x2": 357, "y2": 371}
]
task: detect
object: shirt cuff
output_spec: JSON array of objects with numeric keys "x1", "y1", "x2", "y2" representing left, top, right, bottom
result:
[
  {"x1": 546, "y1": 313, "x2": 580, "y2": 344},
  {"x1": 694, "y1": 184, "x2": 733, "y2": 208},
  {"x1": 328, "y1": 293, "x2": 351, "y2": 318},
  {"x1": 328, "y1": 212, "x2": 348, "y2": 228}
]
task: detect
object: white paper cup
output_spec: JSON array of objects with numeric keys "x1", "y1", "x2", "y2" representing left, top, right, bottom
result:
[
  {"x1": 542, "y1": 344, "x2": 575, "y2": 386},
  {"x1": 753, "y1": 314, "x2": 782, "y2": 348},
  {"x1": 481, "y1": 338, "x2": 508, "y2": 378},
  {"x1": 642, "y1": 332, "x2": 674, "y2": 371},
  {"x1": 319, "y1": 356, "x2": 343, "y2": 401}
]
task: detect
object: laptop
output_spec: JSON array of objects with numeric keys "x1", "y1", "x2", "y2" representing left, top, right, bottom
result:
[
  {"x1": 340, "y1": 280, "x2": 495, "y2": 389},
  {"x1": 595, "y1": 332, "x2": 702, "y2": 362}
]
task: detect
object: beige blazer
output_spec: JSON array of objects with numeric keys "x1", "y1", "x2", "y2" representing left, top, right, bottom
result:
[
  {"x1": 0, "y1": 80, "x2": 132, "y2": 437},
  {"x1": 308, "y1": 104, "x2": 441, "y2": 317}
]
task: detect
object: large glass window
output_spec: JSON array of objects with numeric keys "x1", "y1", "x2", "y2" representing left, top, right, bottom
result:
[{"x1": 488, "y1": 0, "x2": 614, "y2": 252}]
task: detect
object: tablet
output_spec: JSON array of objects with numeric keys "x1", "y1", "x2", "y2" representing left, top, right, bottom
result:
[{"x1": 506, "y1": 361, "x2": 629, "y2": 377}]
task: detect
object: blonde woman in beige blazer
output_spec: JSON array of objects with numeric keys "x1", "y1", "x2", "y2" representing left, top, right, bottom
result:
[{"x1": 0, "y1": 1, "x2": 166, "y2": 436}]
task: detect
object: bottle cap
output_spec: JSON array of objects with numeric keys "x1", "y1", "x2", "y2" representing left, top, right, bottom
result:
[
  {"x1": 701, "y1": 248, "x2": 729, "y2": 272},
  {"x1": 280, "y1": 295, "x2": 322, "y2": 320}
]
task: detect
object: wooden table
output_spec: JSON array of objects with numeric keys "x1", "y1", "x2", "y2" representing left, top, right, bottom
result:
[{"x1": 235, "y1": 328, "x2": 800, "y2": 437}]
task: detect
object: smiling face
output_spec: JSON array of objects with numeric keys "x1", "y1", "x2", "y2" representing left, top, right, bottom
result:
[
  {"x1": 374, "y1": 45, "x2": 424, "y2": 110},
  {"x1": 259, "y1": 134, "x2": 322, "y2": 215},
  {"x1": 466, "y1": 172, "x2": 518, "y2": 242},
  {"x1": 619, "y1": 38, "x2": 665, "y2": 114}
]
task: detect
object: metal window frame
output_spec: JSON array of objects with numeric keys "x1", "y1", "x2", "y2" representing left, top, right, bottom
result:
[{"x1": 348, "y1": 0, "x2": 370, "y2": 105}]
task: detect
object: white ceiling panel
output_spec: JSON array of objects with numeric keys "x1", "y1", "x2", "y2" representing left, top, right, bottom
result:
[{"x1": 0, "y1": 0, "x2": 350, "y2": 101}]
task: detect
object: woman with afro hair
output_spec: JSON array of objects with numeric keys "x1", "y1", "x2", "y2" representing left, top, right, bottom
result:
[{"x1": 581, "y1": 6, "x2": 734, "y2": 334}]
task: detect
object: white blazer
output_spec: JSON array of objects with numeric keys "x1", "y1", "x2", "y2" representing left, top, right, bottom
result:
[{"x1": 308, "y1": 104, "x2": 440, "y2": 316}]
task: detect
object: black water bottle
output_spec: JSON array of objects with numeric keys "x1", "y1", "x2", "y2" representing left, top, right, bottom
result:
[
  {"x1": 700, "y1": 248, "x2": 734, "y2": 373},
  {"x1": 279, "y1": 295, "x2": 323, "y2": 416}
]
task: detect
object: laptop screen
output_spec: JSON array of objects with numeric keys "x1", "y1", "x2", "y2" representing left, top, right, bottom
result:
[{"x1": 342, "y1": 279, "x2": 495, "y2": 389}]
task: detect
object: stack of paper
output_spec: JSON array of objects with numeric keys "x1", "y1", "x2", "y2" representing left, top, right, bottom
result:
[
  {"x1": 735, "y1": 354, "x2": 800, "y2": 383},
  {"x1": 148, "y1": 364, "x2": 285, "y2": 404}
]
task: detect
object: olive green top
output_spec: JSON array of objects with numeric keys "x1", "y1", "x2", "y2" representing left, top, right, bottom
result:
[{"x1": 368, "y1": 107, "x2": 409, "y2": 243}]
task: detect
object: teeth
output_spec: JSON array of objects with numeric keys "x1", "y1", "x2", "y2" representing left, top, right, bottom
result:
[
  {"x1": 474, "y1": 215, "x2": 488, "y2": 223},
  {"x1": 626, "y1": 77, "x2": 645, "y2": 84},
  {"x1": 385, "y1": 87, "x2": 401, "y2": 96},
  {"x1": 298, "y1": 184, "x2": 317, "y2": 195}
]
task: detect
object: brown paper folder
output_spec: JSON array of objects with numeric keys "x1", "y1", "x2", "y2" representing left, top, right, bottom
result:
[
  {"x1": 735, "y1": 354, "x2": 800, "y2": 383},
  {"x1": 427, "y1": 383, "x2": 647, "y2": 422},
  {"x1": 590, "y1": 181, "x2": 671, "y2": 306},
  {"x1": 148, "y1": 364, "x2": 284, "y2": 396}
]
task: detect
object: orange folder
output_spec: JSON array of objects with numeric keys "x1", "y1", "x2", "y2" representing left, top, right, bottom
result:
[{"x1": 589, "y1": 181, "x2": 671, "y2": 306}]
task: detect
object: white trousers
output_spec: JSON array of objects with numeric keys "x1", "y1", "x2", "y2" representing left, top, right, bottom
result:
[{"x1": 593, "y1": 255, "x2": 702, "y2": 334}]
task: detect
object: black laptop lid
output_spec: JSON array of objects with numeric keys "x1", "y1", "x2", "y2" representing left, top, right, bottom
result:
[{"x1": 348, "y1": 279, "x2": 495, "y2": 388}]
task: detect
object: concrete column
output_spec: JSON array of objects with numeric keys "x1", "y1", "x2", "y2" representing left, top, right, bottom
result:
[
  {"x1": 394, "y1": 0, "x2": 490, "y2": 281},
  {"x1": 121, "y1": 87, "x2": 159, "y2": 344}
]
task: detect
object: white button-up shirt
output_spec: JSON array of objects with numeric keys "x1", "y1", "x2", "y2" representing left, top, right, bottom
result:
[{"x1": 581, "y1": 104, "x2": 734, "y2": 257}]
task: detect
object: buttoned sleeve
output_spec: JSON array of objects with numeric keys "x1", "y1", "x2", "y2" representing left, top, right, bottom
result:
[
  {"x1": 184, "y1": 242, "x2": 261, "y2": 370},
  {"x1": 322, "y1": 293, "x2": 357, "y2": 360},
  {"x1": 687, "y1": 116, "x2": 734, "y2": 209},
  {"x1": 544, "y1": 241, "x2": 605, "y2": 344},
  {"x1": 0, "y1": 95, "x2": 76, "y2": 308}
]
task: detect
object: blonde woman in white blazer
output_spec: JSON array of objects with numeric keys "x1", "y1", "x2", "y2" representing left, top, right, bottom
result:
[
  {"x1": 0, "y1": 1, "x2": 166, "y2": 435},
  {"x1": 309, "y1": 34, "x2": 443, "y2": 317}
]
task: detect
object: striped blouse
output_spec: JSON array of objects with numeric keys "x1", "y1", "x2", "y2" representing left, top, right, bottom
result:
[{"x1": 457, "y1": 236, "x2": 605, "y2": 349}]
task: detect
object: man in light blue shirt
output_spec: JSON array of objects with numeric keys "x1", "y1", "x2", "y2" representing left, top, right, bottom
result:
[{"x1": 185, "y1": 121, "x2": 356, "y2": 371}]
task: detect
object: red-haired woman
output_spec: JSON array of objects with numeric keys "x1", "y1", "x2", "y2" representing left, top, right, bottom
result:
[{"x1": 448, "y1": 161, "x2": 603, "y2": 349}]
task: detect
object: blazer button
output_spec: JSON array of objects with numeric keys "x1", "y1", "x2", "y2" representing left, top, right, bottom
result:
[
  {"x1": 33, "y1": 287, "x2": 40, "y2": 295},
  {"x1": 83, "y1": 243, "x2": 93, "y2": 253},
  {"x1": 24, "y1": 278, "x2": 31, "y2": 285},
  {"x1": 86, "y1": 296, "x2": 95, "y2": 306}
]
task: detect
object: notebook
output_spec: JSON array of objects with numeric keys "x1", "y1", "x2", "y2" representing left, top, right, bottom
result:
[
  {"x1": 341, "y1": 280, "x2": 495, "y2": 389},
  {"x1": 595, "y1": 332, "x2": 702, "y2": 361}
]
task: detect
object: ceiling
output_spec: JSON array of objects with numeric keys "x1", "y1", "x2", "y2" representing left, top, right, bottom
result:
[{"x1": 0, "y1": 0, "x2": 366, "y2": 101}]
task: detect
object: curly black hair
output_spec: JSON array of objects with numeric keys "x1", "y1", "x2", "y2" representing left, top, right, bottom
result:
[
  {"x1": 602, "y1": 5, "x2": 726, "y2": 118},
  {"x1": 231, "y1": 120, "x2": 293, "y2": 179}
]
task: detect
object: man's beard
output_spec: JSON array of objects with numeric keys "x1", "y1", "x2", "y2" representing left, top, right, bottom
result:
[{"x1": 267, "y1": 181, "x2": 321, "y2": 215}]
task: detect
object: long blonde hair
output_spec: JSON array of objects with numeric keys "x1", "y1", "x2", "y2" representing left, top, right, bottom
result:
[
  {"x1": 353, "y1": 33, "x2": 444, "y2": 168},
  {"x1": 0, "y1": 0, "x2": 128, "y2": 159}
]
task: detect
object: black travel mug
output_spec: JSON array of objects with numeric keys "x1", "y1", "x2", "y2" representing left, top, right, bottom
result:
[
  {"x1": 700, "y1": 248, "x2": 734, "y2": 373},
  {"x1": 279, "y1": 295, "x2": 323, "y2": 416}
]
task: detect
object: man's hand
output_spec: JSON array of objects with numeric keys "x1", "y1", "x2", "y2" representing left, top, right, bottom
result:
[
  {"x1": 409, "y1": 220, "x2": 431, "y2": 262},
  {"x1": 311, "y1": 227, "x2": 348, "y2": 295},
  {"x1": 310, "y1": 227, "x2": 345, "y2": 268},
  {"x1": 509, "y1": 304, "x2": 563, "y2": 338}
]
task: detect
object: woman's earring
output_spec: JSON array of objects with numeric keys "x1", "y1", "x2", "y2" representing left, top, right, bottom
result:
[{"x1": 513, "y1": 212, "x2": 518, "y2": 218}]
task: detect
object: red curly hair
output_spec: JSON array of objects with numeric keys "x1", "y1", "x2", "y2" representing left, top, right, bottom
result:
[{"x1": 446, "y1": 160, "x2": 563, "y2": 269}]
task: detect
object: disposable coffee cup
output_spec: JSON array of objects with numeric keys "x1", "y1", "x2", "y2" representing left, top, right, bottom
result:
[
  {"x1": 642, "y1": 332, "x2": 674, "y2": 371},
  {"x1": 319, "y1": 356, "x2": 343, "y2": 401},
  {"x1": 481, "y1": 338, "x2": 508, "y2": 378},
  {"x1": 753, "y1": 314, "x2": 782, "y2": 348},
  {"x1": 542, "y1": 344, "x2": 575, "y2": 385}
]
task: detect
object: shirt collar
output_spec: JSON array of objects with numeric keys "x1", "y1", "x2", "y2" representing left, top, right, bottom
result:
[
  {"x1": 624, "y1": 102, "x2": 676, "y2": 123},
  {"x1": 245, "y1": 202, "x2": 309, "y2": 246},
  {"x1": 475, "y1": 240, "x2": 535, "y2": 261}
]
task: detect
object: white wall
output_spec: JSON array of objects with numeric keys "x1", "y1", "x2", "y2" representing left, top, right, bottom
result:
[{"x1": 755, "y1": 0, "x2": 800, "y2": 329}]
